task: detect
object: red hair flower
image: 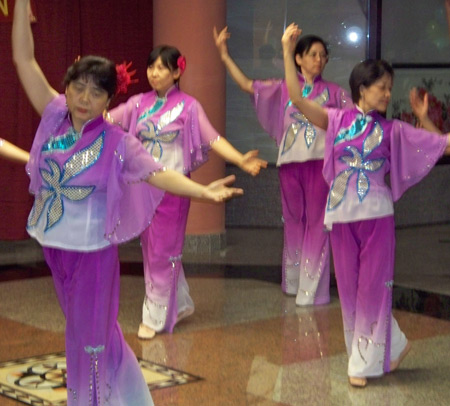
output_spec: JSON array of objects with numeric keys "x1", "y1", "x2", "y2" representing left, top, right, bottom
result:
[
  {"x1": 115, "y1": 61, "x2": 138, "y2": 95},
  {"x1": 177, "y1": 55, "x2": 186, "y2": 75}
]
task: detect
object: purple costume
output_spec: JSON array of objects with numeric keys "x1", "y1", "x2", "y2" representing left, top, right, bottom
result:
[
  {"x1": 324, "y1": 106, "x2": 447, "y2": 377},
  {"x1": 251, "y1": 74, "x2": 351, "y2": 305},
  {"x1": 26, "y1": 95, "x2": 163, "y2": 405},
  {"x1": 109, "y1": 86, "x2": 219, "y2": 333}
]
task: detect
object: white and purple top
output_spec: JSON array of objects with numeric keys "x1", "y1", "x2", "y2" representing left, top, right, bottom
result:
[
  {"x1": 26, "y1": 95, "x2": 165, "y2": 250},
  {"x1": 251, "y1": 73, "x2": 352, "y2": 166},
  {"x1": 323, "y1": 106, "x2": 447, "y2": 229},
  {"x1": 109, "y1": 86, "x2": 220, "y2": 174}
]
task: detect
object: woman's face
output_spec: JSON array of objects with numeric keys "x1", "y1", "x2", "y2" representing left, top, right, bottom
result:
[
  {"x1": 359, "y1": 73, "x2": 393, "y2": 113},
  {"x1": 65, "y1": 77, "x2": 109, "y2": 131},
  {"x1": 147, "y1": 56, "x2": 180, "y2": 96},
  {"x1": 295, "y1": 42, "x2": 328, "y2": 80}
]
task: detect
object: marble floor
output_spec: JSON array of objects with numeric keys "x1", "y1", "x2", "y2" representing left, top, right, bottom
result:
[{"x1": 0, "y1": 224, "x2": 449, "y2": 406}]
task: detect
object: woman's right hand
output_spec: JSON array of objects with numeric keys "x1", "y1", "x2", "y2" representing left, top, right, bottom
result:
[
  {"x1": 202, "y1": 175, "x2": 244, "y2": 203},
  {"x1": 213, "y1": 26, "x2": 231, "y2": 60},
  {"x1": 281, "y1": 23, "x2": 302, "y2": 55}
]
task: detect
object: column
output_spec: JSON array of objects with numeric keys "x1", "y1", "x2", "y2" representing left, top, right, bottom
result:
[{"x1": 153, "y1": 0, "x2": 227, "y2": 252}]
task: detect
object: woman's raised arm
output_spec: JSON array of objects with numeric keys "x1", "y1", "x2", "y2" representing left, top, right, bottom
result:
[
  {"x1": 282, "y1": 23, "x2": 328, "y2": 130},
  {"x1": 213, "y1": 26, "x2": 254, "y2": 94},
  {"x1": 12, "y1": 0, "x2": 58, "y2": 116}
]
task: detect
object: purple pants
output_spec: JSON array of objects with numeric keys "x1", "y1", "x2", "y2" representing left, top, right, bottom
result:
[
  {"x1": 279, "y1": 160, "x2": 330, "y2": 305},
  {"x1": 140, "y1": 192, "x2": 193, "y2": 334},
  {"x1": 44, "y1": 246, "x2": 153, "y2": 406},
  {"x1": 330, "y1": 216, "x2": 407, "y2": 378}
]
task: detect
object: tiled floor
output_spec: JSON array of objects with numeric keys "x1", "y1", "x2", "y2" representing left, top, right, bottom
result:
[{"x1": 0, "y1": 224, "x2": 449, "y2": 405}]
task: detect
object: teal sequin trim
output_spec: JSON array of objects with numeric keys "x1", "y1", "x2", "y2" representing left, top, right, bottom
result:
[
  {"x1": 138, "y1": 97, "x2": 166, "y2": 122},
  {"x1": 302, "y1": 83, "x2": 313, "y2": 98},
  {"x1": 42, "y1": 127, "x2": 81, "y2": 153},
  {"x1": 334, "y1": 114, "x2": 372, "y2": 146}
]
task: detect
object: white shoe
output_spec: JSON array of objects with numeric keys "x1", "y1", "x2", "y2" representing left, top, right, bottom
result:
[
  {"x1": 137, "y1": 323, "x2": 156, "y2": 340},
  {"x1": 390, "y1": 340, "x2": 411, "y2": 372}
]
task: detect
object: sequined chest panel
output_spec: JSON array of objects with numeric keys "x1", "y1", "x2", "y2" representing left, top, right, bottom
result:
[
  {"x1": 282, "y1": 85, "x2": 330, "y2": 154},
  {"x1": 136, "y1": 96, "x2": 185, "y2": 162},
  {"x1": 327, "y1": 114, "x2": 386, "y2": 211},
  {"x1": 28, "y1": 130, "x2": 105, "y2": 231}
]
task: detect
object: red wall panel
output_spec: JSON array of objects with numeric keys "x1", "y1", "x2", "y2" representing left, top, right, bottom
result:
[{"x1": 0, "y1": 0, "x2": 153, "y2": 239}]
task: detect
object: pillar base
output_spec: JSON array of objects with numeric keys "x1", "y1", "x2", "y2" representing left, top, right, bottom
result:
[{"x1": 183, "y1": 232, "x2": 227, "y2": 255}]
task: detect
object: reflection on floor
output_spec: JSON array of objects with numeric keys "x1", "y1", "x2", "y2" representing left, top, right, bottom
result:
[
  {"x1": 0, "y1": 225, "x2": 449, "y2": 406},
  {"x1": 0, "y1": 352, "x2": 200, "y2": 405}
]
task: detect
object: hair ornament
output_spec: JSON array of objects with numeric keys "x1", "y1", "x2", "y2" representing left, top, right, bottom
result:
[
  {"x1": 116, "y1": 61, "x2": 138, "y2": 95},
  {"x1": 177, "y1": 55, "x2": 186, "y2": 75}
]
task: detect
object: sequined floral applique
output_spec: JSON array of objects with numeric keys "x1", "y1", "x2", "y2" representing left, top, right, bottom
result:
[
  {"x1": 327, "y1": 122, "x2": 385, "y2": 210},
  {"x1": 28, "y1": 133, "x2": 104, "y2": 231},
  {"x1": 137, "y1": 101, "x2": 184, "y2": 161},
  {"x1": 283, "y1": 88, "x2": 330, "y2": 153}
]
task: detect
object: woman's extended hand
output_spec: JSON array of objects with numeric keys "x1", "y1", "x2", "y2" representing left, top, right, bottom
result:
[
  {"x1": 202, "y1": 175, "x2": 244, "y2": 202},
  {"x1": 240, "y1": 150, "x2": 268, "y2": 176}
]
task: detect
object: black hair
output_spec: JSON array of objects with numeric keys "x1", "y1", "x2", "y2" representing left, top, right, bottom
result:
[
  {"x1": 147, "y1": 45, "x2": 182, "y2": 83},
  {"x1": 63, "y1": 55, "x2": 117, "y2": 98},
  {"x1": 294, "y1": 35, "x2": 329, "y2": 71},
  {"x1": 349, "y1": 59, "x2": 394, "y2": 104}
]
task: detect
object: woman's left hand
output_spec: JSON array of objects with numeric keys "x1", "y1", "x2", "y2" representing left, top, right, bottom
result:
[
  {"x1": 240, "y1": 150, "x2": 268, "y2": 176},
  {"x1": 409, "y1": 87, "x2": 429, "y2": 123}
]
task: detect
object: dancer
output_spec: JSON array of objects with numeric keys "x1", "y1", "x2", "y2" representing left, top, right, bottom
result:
[
  {"x1": 108, "y1": 45, "x2": 267, "y2": 339},
  {"x1": 282, "y1": 23, "x2": 450, "y2": 387},
  {"x1": 214, "y1": 26, "x2": 352, "y2": 306},
  {"x1": 12, "y1": 1, "x2": 242, "y2": 405},
  {"x1": 0, "y1": 138, "x2": 29, "y2": 164}
]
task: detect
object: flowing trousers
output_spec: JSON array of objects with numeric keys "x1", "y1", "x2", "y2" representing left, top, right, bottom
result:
[
  {"x1": 44, "y1": 246, "x2": 153, "y2": 406},
  {"x1": 140, "y1": 192, "x2": 194, "y2": 333},
  {"x1": 279, "y1": 160, "x2": 330, "y2": 305},
  {"x1": 330, "y1": 217, "x2": 408, "y2": 378}
]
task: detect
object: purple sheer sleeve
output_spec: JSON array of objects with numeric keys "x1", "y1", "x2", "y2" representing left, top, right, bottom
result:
[
  {"x1": 389, "y1": 120, "x2": 447, "y2": 201},
  {"x1": 182, "y1": 100, "x2": 216, "y2": 172},
  {"x1": 26, "y1": 95, "x2": 67, "y2": 194},
  {"x1": 251, "y1": 79, "x2": 285, "y2": 144},
  {"x1": 105, "y1": 133, "x2": 164, "y2": 244},
  {"x1": 326, "y1": 83, "x2": 353, "y2": 110},
  {"x1": 108, "y1": 94, "x2": 142, "y2": 133}
]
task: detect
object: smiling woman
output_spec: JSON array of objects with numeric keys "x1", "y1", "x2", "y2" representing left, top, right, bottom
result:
[
  {"x1": 282, "y1": 22, "x2": 450, "y2": 388},
  {"x1": 108, "y1": 43, "x2": 267, "y2": 340}
]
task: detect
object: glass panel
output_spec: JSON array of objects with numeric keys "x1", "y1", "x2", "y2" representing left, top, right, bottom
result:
[
  {"x1": 382, "y1": 0, "x2": 450, "y2": 64},
  {"x1": 226, "y1": 0, "x2": 367, "y2": 163}
]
